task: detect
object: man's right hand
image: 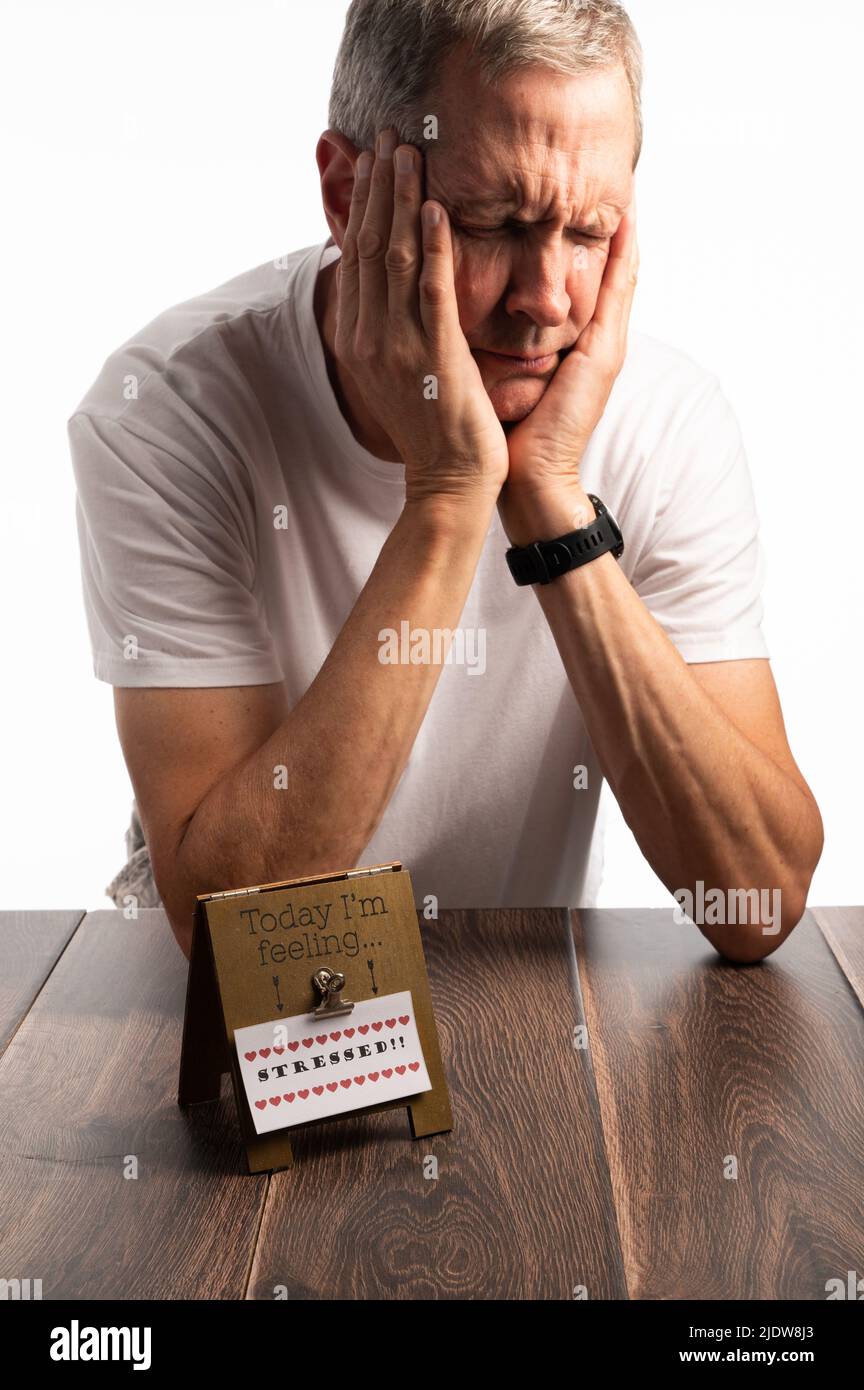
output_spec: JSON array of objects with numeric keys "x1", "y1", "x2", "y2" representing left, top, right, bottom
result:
[{"x1": 335, "y1": 126, "x2": 509, "y2": 510}]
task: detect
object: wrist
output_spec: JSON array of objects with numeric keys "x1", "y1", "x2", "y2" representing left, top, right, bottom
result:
[
  {"x1": 499, "y1": 482, "x2": 596, "y2": 547},
  {"x1": 400, "y1": 489, "x2": 498, "y2": 547}
]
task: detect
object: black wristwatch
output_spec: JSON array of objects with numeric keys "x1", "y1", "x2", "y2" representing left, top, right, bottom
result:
[{"x1": 505, "y1": 494, "x2": 624, "y2": 586}]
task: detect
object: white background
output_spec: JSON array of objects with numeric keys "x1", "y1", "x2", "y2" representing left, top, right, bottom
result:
[{"x1": 1, "y1": 0, "x2": 861, "y2": 910}]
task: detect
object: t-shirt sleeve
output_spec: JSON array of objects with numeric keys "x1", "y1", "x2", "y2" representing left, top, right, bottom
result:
[
  {"x1": 631, "y1": 375, "x2": 770, "y2": 662},
  {"x1": 68, "y1": 410, "x2": 285, "y2": 687}
]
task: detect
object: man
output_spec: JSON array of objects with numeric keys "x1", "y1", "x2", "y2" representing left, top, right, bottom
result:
[{"x1": 69, "y1": 0, "x2": 822, "y2": 963}]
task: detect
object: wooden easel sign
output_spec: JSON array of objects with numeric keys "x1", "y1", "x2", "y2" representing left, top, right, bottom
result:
[{"x1": 177, "y1": 861, "x2": 452, "y2": 1172}]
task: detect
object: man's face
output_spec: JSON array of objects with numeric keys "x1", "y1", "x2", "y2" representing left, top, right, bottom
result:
[{"x1": 425, "y1": 47, "x2": 636, "y2": 423}]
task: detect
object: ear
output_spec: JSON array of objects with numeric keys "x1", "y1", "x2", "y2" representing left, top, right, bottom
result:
[{"x1": 316, "y1": 128, "x2": 362, "y2": 248}]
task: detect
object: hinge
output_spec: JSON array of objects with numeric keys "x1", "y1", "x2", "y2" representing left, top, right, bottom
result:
[
  {"x1": 345, "y1": 864, "x2": 400, "y2": 881},
  {"x1": 203, "y1": 885, "x2": 262, "y2": 901}
]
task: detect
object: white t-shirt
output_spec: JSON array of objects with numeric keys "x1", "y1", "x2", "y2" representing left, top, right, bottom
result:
[{"x1": 69, "y1": 238, "x2": 769, "y2": 910}]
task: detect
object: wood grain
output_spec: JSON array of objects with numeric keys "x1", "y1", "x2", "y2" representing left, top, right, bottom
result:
[
  {"x1": 2, "y1": 904, "x2": 860, "y2": 1300},
  {"x1": 0, "y1": 909, "x2": 267, "y2": 1299},
  {"x1": 0, "y1": 910, "x2": 84, "y2": 1055},
  {"x1": 247, "y1": 907, "x2": 627, "y2": 1300},
  {"x1": 811, "y1": 906, "x2": 864, "y2": 1012},
  {"x1": 572, "y1": 907, "x2": 864, "y2": 1300}
]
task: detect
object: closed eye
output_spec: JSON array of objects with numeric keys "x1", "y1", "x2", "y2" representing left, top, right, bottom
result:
[{"x1": 455, "y1": 220, "x2": 608, "y2": 243}]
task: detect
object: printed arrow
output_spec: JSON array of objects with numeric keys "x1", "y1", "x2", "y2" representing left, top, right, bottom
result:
[
  {"x1": 272, "y1": 975, "x2": 283, "y2": 1012},
  {"x1": 367, "y1": 958, "x2": 378, "y2": 995}
]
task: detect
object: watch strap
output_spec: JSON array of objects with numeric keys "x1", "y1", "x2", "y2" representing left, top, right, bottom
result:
[{"x1": 505, "y1": 494, "x2": 624, "y2": 586}]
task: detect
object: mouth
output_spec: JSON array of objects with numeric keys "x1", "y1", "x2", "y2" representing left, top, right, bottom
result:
[{"x1": 475, "y1": 348, "x2": 560, "y2": 375}]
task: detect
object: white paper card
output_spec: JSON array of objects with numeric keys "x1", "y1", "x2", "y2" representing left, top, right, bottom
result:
[{"x1": 234, "y1": 989, "x2": 431, "y2": 1134}]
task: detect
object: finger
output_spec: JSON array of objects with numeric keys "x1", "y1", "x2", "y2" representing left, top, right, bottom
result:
[
  {"x1": 356, "y1": 128, "x2": 398, "y2": 336},
  {"x1": 418, "y1": 201, "x2": 463, "y2": 350},
  {"x1": 590, "y1": 202, "x2": 638, "y2": 340},
  {"x1": 338, "y1": 148, "x2": 373, "y2": 338},
  {"x1": 386, "y1": 143, "x2": 423, "y2": 324}
]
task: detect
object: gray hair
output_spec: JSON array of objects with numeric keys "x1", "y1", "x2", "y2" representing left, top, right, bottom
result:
[{"x1": 328, "y1": 0, "x2": 644, "y2": 166}]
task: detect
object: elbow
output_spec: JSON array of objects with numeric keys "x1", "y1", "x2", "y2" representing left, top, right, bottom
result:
[
  {"x1": 147, "y1": 844, "x2": 198, "y2": 963},
  {"x1": 157, "y1": 875, "x2": 196, "y2": 962},
  {"x1": 713, "y1": 896, "x2": 805, "y2": 964},
  {"x1": 679, "y1": 798, "x2": 824, "y2": 966},
  {"x1": 678, "y1": 860, "x2": 821, "y2": 967},
  {"x1": 711, "y1": 868, "x2": 816, "y2": 966}
]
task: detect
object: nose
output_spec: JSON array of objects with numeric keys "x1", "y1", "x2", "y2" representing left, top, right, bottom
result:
[{"x1": 503, "y1": 232, "x2": 572, "y2": 327}]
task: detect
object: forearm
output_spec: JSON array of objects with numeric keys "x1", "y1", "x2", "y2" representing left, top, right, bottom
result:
[
  {"x1": 164, "y1": 496, "x2": 493, "y2": 948},
  {"x1": 505, "y1": 491, "x2": 823, "y2": 961}
]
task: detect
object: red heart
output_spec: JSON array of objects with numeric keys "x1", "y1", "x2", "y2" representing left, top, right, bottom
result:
[
  {"x1": 284, "y1": 1093, "x2": 295, "y2": 1103},
  {"x1": 302, "y1": 1038, "x2": 315, "y2": 1048},
  {"x1": 371, "y1": 1022, "x2": 383, "y2": 1032},
  {"x1": 340, "y1": 1078, "x2": 352, "y2": 1089},
  {"x1": 385, "y1": 1018, "x2": 396, "y2": 1029},
  {"x1": 329, "y1": 1032, "x2": 342, "y2": 1042},
  {"x1": 358, "y1": 1025, "x2": 369, "y2": 1035},
  {"x1": 244, "y1": 1051, "x2": 257, "y2": 1061},
  {"x1": 287, "y1": 1041, "x2": 299, "y2": 1052},
  {"x1": 255, "y1": 1100, "x2": 267, "y2": 1110},
  {"x1": 312, "y1": 1085, "x2": 324, "y2": 1096},
  {"x1": 298, "y1": 1089, "x2": 309, "y2": 1099},
  {"x1": 408, "y1": 1062, "x2": 419, "y2": 1072},
  {"x1": 343, "y1": 1028, "x2": 355, "y2": 1038},
  {"x1": 316, "y1": 1035, "x2": 327, "y2": 1045},
  {"x1": 382, "y1": 1068, "x2": 393, "y2": 1078},
  {"x1": 326, "y1": 1082, "x2": 338, "y2": 1093},
  {"x1": 399, "y1": 1015, "x2": 409, "y2": 1026},
  {"x1": 354, "y1": 1076, "x2": 365, "y2": 1085},
  {"x1": 368, "y1": 1072, "x2": 380, "y2": 1081},
  {"x1": 269, "y1": 1095, "x2": 281, "y2": 1106},
  {"x1": 272, "y1": 1046, "x2": 285, "y2": 1055},
  {"x1": 395, "y1": 1066, "x2": 406, "y2": 1075},
  {"x1": 259, "y1": 1048, "x2": 271, "y2": 1059}
]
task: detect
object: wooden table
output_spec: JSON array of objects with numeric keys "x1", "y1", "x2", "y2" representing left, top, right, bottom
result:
[{"x1": 1, "y1": 905, "x2": 862, "y2": 1300}]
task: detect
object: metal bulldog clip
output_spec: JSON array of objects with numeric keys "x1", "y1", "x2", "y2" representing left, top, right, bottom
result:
[{"x1": 310, "y1": 966, "x2": 355, "y2": 1020}]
